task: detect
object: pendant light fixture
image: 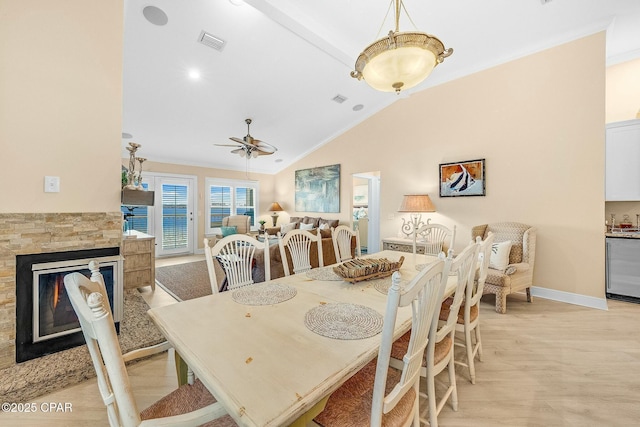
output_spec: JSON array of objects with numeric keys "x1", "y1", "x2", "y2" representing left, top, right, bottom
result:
[{"x1": 351, "y1": 0, "x2": 453, "y2": 94}]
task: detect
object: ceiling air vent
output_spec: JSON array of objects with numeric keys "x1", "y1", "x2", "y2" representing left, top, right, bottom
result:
[
  {"x1": 198, "y1": 31, "x2": 226, "y2": 52},
  {"x1": 332, "y1": 94, "x2": 348, "y2": 104}
]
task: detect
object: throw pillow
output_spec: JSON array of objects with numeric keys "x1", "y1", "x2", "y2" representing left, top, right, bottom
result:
[
  {"x1": 280, "y1": 222, "x2": 296, "y2": 234},
  {"x1": 318, "y1": 223, "x2": 329, "y2": 230},
  {"x1": 221, "y1": 226, "x2": 237, "y2": 237},
  {"x1": 490, "y1": 240, "x2": 513, "y2": 272},
  {"x1": 300, "y1": 222, "x2": 314, "y2": 230}
]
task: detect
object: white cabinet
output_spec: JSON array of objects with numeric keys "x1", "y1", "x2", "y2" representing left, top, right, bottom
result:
[{"x1": 606, "y1": 119, "x2": 640, "y2": 201}]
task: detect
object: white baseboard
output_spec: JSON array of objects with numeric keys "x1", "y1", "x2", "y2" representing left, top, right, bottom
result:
[{"x1": 530, "y1": 286, "x2": 608, "y2": 311}]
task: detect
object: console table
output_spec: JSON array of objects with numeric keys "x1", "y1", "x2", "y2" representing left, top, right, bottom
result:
[
  {"x1": 381, "y1": 237, "x2": 426, "y2": 254},
  {"x1": 122, "y1": 230, "x2": 156, "y2": 290}
]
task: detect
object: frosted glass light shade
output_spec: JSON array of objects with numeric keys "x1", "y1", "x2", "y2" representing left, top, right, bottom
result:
[
  {"x1": 352, "y1": 30, "x2": 452, "y2": 94},
  {"x1": 362, "y1": 46, "x2": 437, "y2": 93}
]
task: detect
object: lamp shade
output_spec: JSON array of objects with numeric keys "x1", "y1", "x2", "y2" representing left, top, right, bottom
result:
[
  {"x1": 398, "y1": 194, "x2": 435, "y2": 213},
  {"x1": 269, "y1": 202, "x2": 283, "y2": 212}
]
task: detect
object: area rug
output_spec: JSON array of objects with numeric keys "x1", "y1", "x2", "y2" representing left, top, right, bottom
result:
[
  {"x1": 155, "y1": 260, "x2": 212, "y2": 301},
  {"x1": 0, "y1": 289, "x2": 166, "y2": 402}
]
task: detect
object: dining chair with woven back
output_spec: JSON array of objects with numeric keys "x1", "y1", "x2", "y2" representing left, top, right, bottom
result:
[
  {"x1": 389, "y1": 241, "x2": 479, "y2": 427},
  {"x1": 278, "y1": 228, "x2": 323, "y2": 276},
  {"x1": 331, "y1": 225, "x2": 361, "y2": 263},
  {"x1": 313, "y1": 255, "x2": 451, "y2": 427},
  {"x1": 63, "y1": 261, "x2": 237, "y2": 427},
  {"x1": 204, "y1": 234, "x2": 270, "y2": 293}
]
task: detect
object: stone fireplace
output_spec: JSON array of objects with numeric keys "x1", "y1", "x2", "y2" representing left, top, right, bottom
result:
[{"x1": 0, "y1": 212, "x2": 122, "y2": 370}]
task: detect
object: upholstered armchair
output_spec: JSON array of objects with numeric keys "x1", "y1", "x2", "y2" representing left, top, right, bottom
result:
[
  {"x1": 472, "y1": 222, "x2": 536, "y2": 314},
  {"x1": 215, "y1": 215, "x2": 251, "y2": 239}
]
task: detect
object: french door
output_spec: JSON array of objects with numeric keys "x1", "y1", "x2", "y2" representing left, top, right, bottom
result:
[{"x1": 148, "y1": 174, "x2": 196, "y2": 257}]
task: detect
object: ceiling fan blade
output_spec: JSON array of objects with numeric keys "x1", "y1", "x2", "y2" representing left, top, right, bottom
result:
[
  {"x1": 231, "y1": 148, "x2": 245, "y2": 155},
  {"x1": 256, "y1": 141, "x2": 277, "y2": 154},
  {"x1": 229, "y1": 136, "x2": 250, "y2": 146},
  {"x1": 215, "y1": 143, "x2": 242, "y2": 147}
]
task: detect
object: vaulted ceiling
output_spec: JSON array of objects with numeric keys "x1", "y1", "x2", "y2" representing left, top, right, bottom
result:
[{"x1": 122, "y1": 0, "x2": 640, "y2": 174}]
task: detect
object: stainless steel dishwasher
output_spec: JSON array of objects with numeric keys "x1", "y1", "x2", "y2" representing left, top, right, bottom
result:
[{"x1": 606, "y1": 236, "x2": 640, "y2": 301}]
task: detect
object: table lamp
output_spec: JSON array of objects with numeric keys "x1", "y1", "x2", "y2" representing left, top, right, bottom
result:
[
  {"x1": 398, "y1": 194, "x2": 436, "y2": 254},
  {"x1": 269, "y1": 202, "x2": 283, "y2": 226}
]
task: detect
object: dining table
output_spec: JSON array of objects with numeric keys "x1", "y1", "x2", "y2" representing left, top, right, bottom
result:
[{"x1": 147, "y1": 250, "x2": 456, "y2": 427}]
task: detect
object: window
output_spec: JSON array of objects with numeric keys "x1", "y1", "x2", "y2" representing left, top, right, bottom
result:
[{"x1": 205, "y1": 178, "x2": 259, "y2": 235}]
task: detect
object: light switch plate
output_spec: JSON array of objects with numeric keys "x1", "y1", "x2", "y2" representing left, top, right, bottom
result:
[{"x1": 44, "y1": 176, "x2": 60, "y2": 193}]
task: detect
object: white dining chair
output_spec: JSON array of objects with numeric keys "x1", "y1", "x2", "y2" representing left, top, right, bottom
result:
[
  {"x1": 277, "y1": 229, "x2": 323, "y2": 276},
  {"x1": 446, "y1": 231, "x2": 495, "y2": 384},
  {"x1": 63, "y1": 264, "x2": 237, "y2": 427},
  {"x1": 204, "y1": 234, "x2": 270, "y2": 293},
  {"x1": 415, "y1": 223, "x2": 456, "y2": 256},
  {"x1": 390, "y1": 241, "x2": 479, "y2": 427},
  {"x1": 314, "y1": 256, "x2": 451, "y2": 427},
  {"x1": 331, "y1": 225, "x2": 361, "y2": 263}
]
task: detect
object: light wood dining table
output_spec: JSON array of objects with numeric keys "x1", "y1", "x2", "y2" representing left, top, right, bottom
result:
[{"x1": 148, "y1": 250, "x2": 455, "y2": 427}]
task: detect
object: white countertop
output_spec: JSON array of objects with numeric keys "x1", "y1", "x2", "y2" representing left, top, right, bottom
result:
[
  {"x1": 123, "y1": 229, "x2": 154, "y2": 239},
  {"x1": 606, "y1": 232, "x2": 640, "y2": 239}
]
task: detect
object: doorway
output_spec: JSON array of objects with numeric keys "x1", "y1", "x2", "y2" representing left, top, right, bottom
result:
[
  {"x1": 146, "y1": 173, "x2": 197, "y2": 257},
  {"x1": 352, "y1": 172, "x2": 380, "y2": 254}
]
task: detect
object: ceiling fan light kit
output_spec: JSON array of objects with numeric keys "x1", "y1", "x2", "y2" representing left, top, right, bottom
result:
[{"x1": 351, "y1": 0, "x2": 453, "y2": 94}]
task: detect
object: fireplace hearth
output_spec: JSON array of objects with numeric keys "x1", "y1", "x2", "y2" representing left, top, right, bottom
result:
[{"x1": 15, "y1": 247, "x2": 122, "y2": 363}]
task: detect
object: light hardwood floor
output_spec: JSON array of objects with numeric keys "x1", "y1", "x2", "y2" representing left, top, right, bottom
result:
[{"x1": 3, "y1": 255, "x2": 640, "y2": 426}]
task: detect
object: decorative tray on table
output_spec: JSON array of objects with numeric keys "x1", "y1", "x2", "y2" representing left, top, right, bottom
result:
[{"x1": 333, "y1": 256, "x2": 405, "y2": 283}]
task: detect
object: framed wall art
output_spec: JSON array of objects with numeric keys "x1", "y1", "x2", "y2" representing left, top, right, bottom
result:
[
  {"x1": 439, "y1": 158, "x2": 485, "y2": 197},
  {"x1": 295, "y1": 164, "x2": 340, "y2": 212}
]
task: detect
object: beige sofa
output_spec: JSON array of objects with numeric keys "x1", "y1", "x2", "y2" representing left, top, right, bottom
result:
[
  {"x1": 472, "y1": 222, "x2": 536, "y2": 314},
  {"x1": 265, "y1": 215, "x2": 339, "y2": 236}
]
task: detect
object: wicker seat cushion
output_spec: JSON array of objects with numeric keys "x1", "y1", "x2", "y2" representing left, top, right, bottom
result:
[
  {"x1": 390, "y1": 331, "x2": 453, "y2": 366},
  {"x1": 439, "y1": 297, "x2": 478, "y2": 324},
  {"x1": 313, "y1": 358, "x2": 416, "y2": 427},
  {"x1": 140, "y1": 379, "x2": 237, "y2": 427}
]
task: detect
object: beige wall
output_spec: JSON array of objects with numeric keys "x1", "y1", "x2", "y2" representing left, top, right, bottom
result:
[
  {"x1": 0, "y1": 0, "x2": 123, "y2": 213},
  {"x1": 126, "y1": 160, "x2": 276, "y2": 250},
  {"x1": 274, "y1": 33, "x2": 607, "y2": 299}
]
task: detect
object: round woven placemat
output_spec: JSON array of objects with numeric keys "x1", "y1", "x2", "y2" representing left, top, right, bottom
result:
[
  {"x1": 231, "y1": 282, "x2": 297, "y2": 305},
  {"x1": 306, "y1": 266, "x2": 343, "y2": 281},
  {"x1": 304, "y1": 303, "x2": 384, "y2": 340}
]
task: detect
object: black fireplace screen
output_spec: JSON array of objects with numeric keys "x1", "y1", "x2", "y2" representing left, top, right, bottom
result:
[{"x1": 35, "y1": 266, "x2": 115, "y2": 343}]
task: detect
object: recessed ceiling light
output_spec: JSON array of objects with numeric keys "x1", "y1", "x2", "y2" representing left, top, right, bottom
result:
[
  {"x1": 142, "y1": 6, "x2": 168, "y2": 26},
  {"x1": 275, "y1": 159, "x2": 283, "y2": 163},
  {"x1": 188, "y1": 69, "x2": 201, "y2": 79},
  {"x1": 352, "y1": 104, "x2": 364, "y2": 111},
  {"x1": 122, "y1": 132, "x2": 133, "y2": 139},
  {"x1": 229, "y1": 0, "x2": 244, "y2": 5}
]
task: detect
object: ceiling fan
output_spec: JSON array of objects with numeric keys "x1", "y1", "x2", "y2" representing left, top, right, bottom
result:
[{"x1": 216, "y1": 118, "x2": 277, "y2": 158}]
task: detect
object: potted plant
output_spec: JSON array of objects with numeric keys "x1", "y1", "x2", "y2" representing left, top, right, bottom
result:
[{"x1": 258, "y1": 220, "x2": 266, "y2": 233}]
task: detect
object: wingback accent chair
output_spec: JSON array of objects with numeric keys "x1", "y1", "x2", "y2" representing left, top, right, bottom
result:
[
  {"x1": 222, "y1": 215, "x2": 251, "y2": 234},
  {"x1": 472, "y1": 222, "x2": 536, "y2": 314}
]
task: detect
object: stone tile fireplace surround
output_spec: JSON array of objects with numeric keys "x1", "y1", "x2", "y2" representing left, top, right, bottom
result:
[{"x1": 0, "y1": 212, "x2": 122, "y2": 370}]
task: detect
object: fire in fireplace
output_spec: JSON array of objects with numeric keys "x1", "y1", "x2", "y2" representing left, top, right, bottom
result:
[{"x1": 15, "y1": 247, "x2": 122, "y2": 363}]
